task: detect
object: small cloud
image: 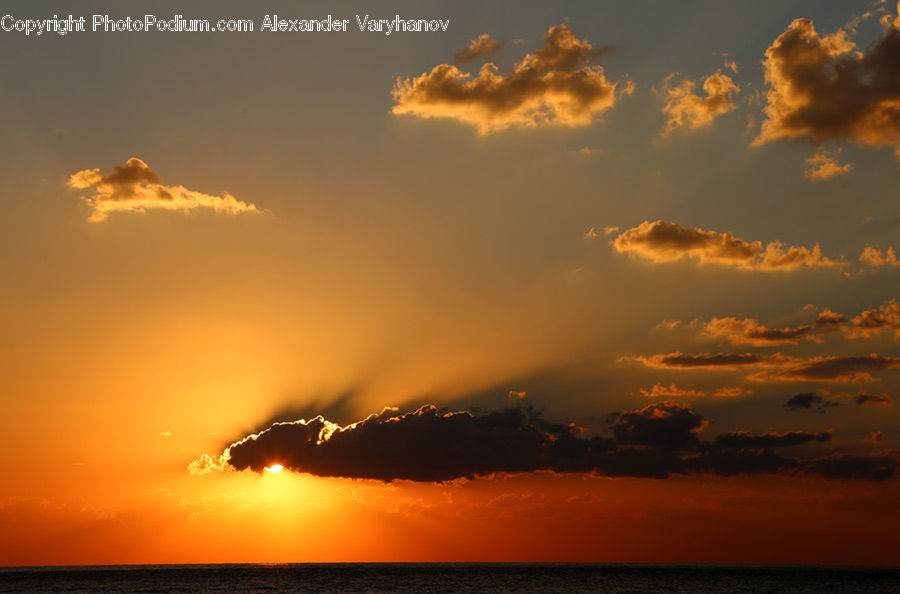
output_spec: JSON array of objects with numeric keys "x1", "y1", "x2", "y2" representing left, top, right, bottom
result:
[
  {"x1": 67, "y1": 157, "x2": 265, "y2": 222},
  {"x1": 867, "y1": 431, "x2": 885, "y2": 444},
  {"x1": 860, "y1": 246, "x2": 900, "y2": 269},
  {"x1": 784, "y1": 392, "x2": 838, "y2": 413},
  {"x1": 454, "y1": 34, "x2": 504, "y2": 63},
  {"x1": 711, "y1": 387, "x2": 752, "y2": 397},
  {"x1": 655, "y1": 319, "x2": 683, "y2": 331},
  {"x1": 804, "y1": 150, "x2": 853, "y2": 181},
  {"x1": 639, "y1": 383, "x2": 705, "y2": 398},
  {"x1": 577, "y1": 146, "x2": 604, "y2": 156},
  {"x1": 611, "y1": 220, "x2": 842, "y2": 271},
  {"x1": 659, "y1": 70, "x2": 740, "y2": 136},
  {"x1": 854, "y1": 391, "x2": 893, "y2": 407}
]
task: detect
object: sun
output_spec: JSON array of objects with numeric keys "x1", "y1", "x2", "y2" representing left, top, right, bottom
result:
[{"x1": 264, "y1": 464, "x2": 284, "y2": 473}]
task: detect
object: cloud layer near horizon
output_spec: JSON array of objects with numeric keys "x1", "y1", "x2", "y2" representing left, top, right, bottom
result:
[
  {"x1": 190, "y1": 402, "x2": 896, "y2": 482},
  {"x1": 392, "y1": 24, "x2": 631, "y2": 133},
  {"x1": 67, "y1": 157, "x2": 264, "y2": 222}
]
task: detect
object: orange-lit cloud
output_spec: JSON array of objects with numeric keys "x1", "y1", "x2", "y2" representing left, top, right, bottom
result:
[
  {"x1": 610, "y1": 220, "x2": 841, "y2": 271},
  {"x1": 622, "y1": 352, "x2": 795, "y2": 370},
  {"x1": 660, "y1": 70, "x2": 740, "y2": 135},
  {"x1": 193, "y1": 400, "x2": 897, "y2": 481},
  {"x1": 749, "y1": 354, "x2": 900, "y2": 383},
  {"x1": 698, "y1": 300, "x2": 899, "y2": 345},
  {"x1": 704, "y1": 317, "x2": 819, "y2": 347},
  {"x1": 626, "y1": 351, "x2": 900, "y2": 383},
  {"x1": 846, "y1": 300, "x2": 900, "y2": 338},
  {"x1": 754, "y1": 6, "x2": 900, "y2": 158},
  {"x1": 860, "y1": 246, "x2": 900, "y2": 269},
  {"x1": 67, "y1": 157, "x2": 264, "y2": 222},
  {"x1": 711, "y1": 387, "x2": 751, "y2": 397},
  {"x1": 639, "y1": 383, "x2": 704, "y2": 397},
  {"x1": 855, "y1": 391, "x2": 894, "y2": 407},
  {"x1": 454, "y1": 34, "x2": 504, "y2": 63},
  {"x1": 392, "y1": 25, "x2": 632, "y2": 133},
  {"x1": 804, "y1": 150, "x2": 853, "y2": 180}
]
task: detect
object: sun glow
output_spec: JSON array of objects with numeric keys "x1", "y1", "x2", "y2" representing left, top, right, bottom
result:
[{"x1": 264, "y1": 464, "x2": 284, "y2": 473}]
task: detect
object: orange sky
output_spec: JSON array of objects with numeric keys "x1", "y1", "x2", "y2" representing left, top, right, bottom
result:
[{"x1": 0, "y1": 0, "x2": 898, "y2": 566}]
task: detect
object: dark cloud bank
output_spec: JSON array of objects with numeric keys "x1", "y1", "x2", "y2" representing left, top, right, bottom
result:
[{"x1": 211, "y1": 401, "x2": 896, "y2": 482}]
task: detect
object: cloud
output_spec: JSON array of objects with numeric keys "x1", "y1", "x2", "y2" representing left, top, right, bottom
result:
[
  {"x1": 704, "y1": 317, "x2": 817, "y2": 347},
  {"x1": 804, "y1": 150, "x2": 853, "y2": 180},
  {"x1": 711, "y1": 387, "x2": 752, "y2": 397},
  {"x1": 67, "y1": 158, "x2": 264, "y2": 222},
  {"x1": 860, "y1": 246, "x2": 900, "y2": 269},
  {"x1": 392, "y1": 24, "x2": 632, "y2": 133},
  {"x1": 855, "y1": 391, "x2": 894, "y2": 407},
  {"x1": 660, "y1": 70, "x2": 740, "y2": 135},
  {"x1": 750, "y1": 354, "x2": 900, "y2": 383},
  {"x1": 784, "y1": 392, "x2": 838, "y2": 413},
  {"x1": 454, "y1": 34, "x2": 504, "y2": 63},
  {"x1": 754, "y1": 6, "x2": 900, "y2": 158},
  {"x1": 622, "y1": 352, "x2": 794, "y2": 370},
  {"x1": 698, "y1": 300, "x2": 899, "y2": 345},
  {"x1": 639, "y1": 383, "x2": 704, "y2": 397},
  {"x1": 610, "y1": 220, "x2": 841, "y2": 271},
  {"x1": 192, "y1": 401, "x2": 897, "y2": 482},
  {"x1": 626, "y1": 351, "x2": 900, "y2": 383},
  {"x1": 713, "y1": 429, "x2": 832, "y2": 449},
  {"x1": 846, "y1": 300, "x2": 900, "y2": 338},
  {"x1": 606, "y1": 401, "x2": 707, "y2": 450},
  {"x1": 868, "y1": 431, "x2": 885, "y2": 443}
]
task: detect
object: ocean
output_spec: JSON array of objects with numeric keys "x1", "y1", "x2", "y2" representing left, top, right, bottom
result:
[{"x1": 0, "y1": 563, "x2": 898, "y2": 593}]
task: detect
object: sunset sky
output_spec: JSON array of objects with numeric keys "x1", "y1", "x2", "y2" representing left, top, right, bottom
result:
[{"x1": 1, "y1": 0, "x2": 898, "y2": 566}]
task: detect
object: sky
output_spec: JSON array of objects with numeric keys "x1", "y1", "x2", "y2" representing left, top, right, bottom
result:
[{"x1": 1, "y1": 0, "x2": 898, "y2": 565}]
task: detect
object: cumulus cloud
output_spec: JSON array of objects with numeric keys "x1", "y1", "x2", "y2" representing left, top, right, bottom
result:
[
  {"x1": 749, "y1": 354, "x2": 900, "y2": 383},
  {"x1": 610, "y1": 220, "x2": 841, "y2": 271},
  {"x1": 846, "y1": 300, "x2": 900, "y2": 338},
  {"x1": 191, "y1": 401, "x2": 897, "y2": 482},
  {"x1": 860, "y1": 246, "x2": 900, "y2": 269},
  {"x1": 754, "y1": 5, "x2": 900, "y2": 158},
  {"x1": 454, "y1": 34, "x2": 504, "y2": 63},
  {"x1": 660, "y1": 70, "x2": 740, "y2": 135},
  {"x1": 392, "y1": 24, "x2": 632, "y2": 133},
  {"x1": 804, "y1": 150, "x2": 853, "y2": 180},
  {"x1": 67, "y1": 158, "x2": 264, "y2": 222}
]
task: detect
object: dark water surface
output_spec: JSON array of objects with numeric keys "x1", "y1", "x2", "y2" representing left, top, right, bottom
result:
[{"x1": 1, "y1": 563, "x2": 898, "y2": 593}]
